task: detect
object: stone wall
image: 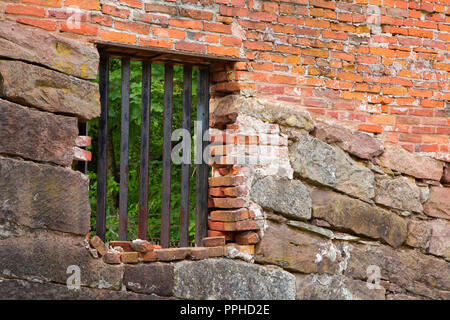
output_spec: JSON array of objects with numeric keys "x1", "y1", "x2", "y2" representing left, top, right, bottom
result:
[
  {"x1": 0, "y1": 19, "x2": 296, "y2": 300},
  {"x1": 0, "y1": 1, "x2": 449, "y2": 300},
  {"x1": 210, "y1": 95, "x2": 449, "y2": 300}
]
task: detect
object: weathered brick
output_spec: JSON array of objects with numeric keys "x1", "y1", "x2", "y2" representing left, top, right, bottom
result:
[
  {"x1": 103, "y1": 252, "x2": 121, "y2": 264},
  {"x1": 189, "y1": 247, "x2": 209, "y2": 260},
  {"x1": 109, "y1": 241, "x2": 132, "y2": 252},
  {"x1": 208, "y1": 219, "x2": 259, "y2": 231},
  {"x1": 120, "y1": 252, "x2": 139, "y2": 264},
  {"x1": 208, "y1": 230, "x2": 235, "y2": 241},
  {"x1": 235, "y1": 231, "x2": 260, "y2": 245},
  {"x1": 156, "y1": 248, "x2": 190, "y2": 261},
  {"x1": 202, "y1": 236, "x2": 226, "y2": 247},
  {"x1": 210, "y1": 209, "x2": 250, "y2": 222}
]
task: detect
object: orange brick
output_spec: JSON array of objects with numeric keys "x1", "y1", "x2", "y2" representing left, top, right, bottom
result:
[
  {"x1": 207, "y1": 230, "x2": 234, "y2": 241},
  {"x1": 204, "y1": 22, "x2": 232, "y2": 34},
  {"x1": 120, "y1": 0, "x2": 142, "y2": 9},
  {"x1": 201, "y1": 236, "x2": 226, "y2": 247},
  {"x1": 208, "y1": 219, "x2": 259, "y2": 231},
  {"x1": 210, "y1": 208, "x2": 249, "y2": 222},
  {"x1": 358, "y1": 124, "x2": 383, "y2": 133},
  {"x1": 169, "y1": 18, "x2": 202, "y2": 30},
  {"x1": 235, "y1": 231, "x2": 260, "y2": 245},
  {"x1": 115, "y1": 20, "x2": 150, "y2": 34},
  {"x1": 5, "y1": 4, "x2": 45, "y2": 17},
  {"x1": 175, "y1": 41, "x2": 206, "y2": 53},
  {"x1": 61, "y1": 22, "x2": 98, "y2": 36},
  {"x1": 65, "y1": 0, "x2": 100, "y2": 10},
  {"x1": 152, "y1": 26, "x2": 185, "y2": 39},
  {"x1": 16, "y1": 17, "x2": 57, "y2": 31},
  {"x1": 140, "y1": 37, "x2": 173, "y2": 49},
  {"x1": 102, "y1": 4, "x2": 130, "y2": 18},
  {"x1": 22, "y1": 0, "x2": 62, "y2": 7},
  {"x1": 368, "y1": 115, "x2": 395, "y2": 125},
  {"x1": 100, "y1": 30, "x2": 137, "y2": 44}
]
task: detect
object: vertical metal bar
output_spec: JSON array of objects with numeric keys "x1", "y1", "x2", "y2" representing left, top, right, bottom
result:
[
  {"x1": 138, "y1": 61, "x2": 151, "y2": 240},
  {"x1": 119, "y1": 57, "x2": 130, "y2": 241},
  {"x1": 76, "y1": 121, "x2": 89, "y2": 175},
  {"x1": 96, "y1": 54, "x2": 109, "y2": 241},
  {"x1": 161, "y1": 63, "x2": 173, "y2": 248},
  {"x1": 180, "y1": 66, "x2": 192, "y2": 247},
  {"x1": 195, "y1": 67, "x2": 210, "y2": 247}
]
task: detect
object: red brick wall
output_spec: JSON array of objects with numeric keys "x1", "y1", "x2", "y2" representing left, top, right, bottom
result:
[{"x1": 1, "y1": 0, "x2": 449, "y2": 160}]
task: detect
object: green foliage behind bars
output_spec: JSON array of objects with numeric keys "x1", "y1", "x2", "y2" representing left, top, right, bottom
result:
[{"x1": 87, "y1": 60, "x2": 198, "y2": 244}]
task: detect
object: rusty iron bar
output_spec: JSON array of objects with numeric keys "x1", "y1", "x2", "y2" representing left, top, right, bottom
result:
[
  {"x1": 179, "y1": 65, "x2": 192, "y2": 247},
  {"x1": 161, "y1": 63, "x2": 173, "y2": 248},
  {"x1": 96, "y1": 53, "x2": 109, "y2": 242},
  {"x1": 195, "y1": 67, "x2": 210, "y2": 247},
  {"x1": 118, "y1": 57, "x2": 130, "y2": 241},
  {"x1": 138, "y1": 61, "x2": 151, "y2": 240}
]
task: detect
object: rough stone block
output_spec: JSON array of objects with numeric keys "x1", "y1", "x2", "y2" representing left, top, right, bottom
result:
[
  {"x1": 250, "y1": 175, "x2": 312, "y2": 220},
  {"x1": 0, "y1": 21, "x2": 99, "y2": 79},
  {"x1": 296, "y1": 274, "x2": 385, "y2": 300},
  {"x1": 0, "y1": 157, "x2": 90, "y2": 236},
  {"x1": 428, "y1": 220, "x2": 450, "y2": 259},
  {"x1": 379, "y1": 143, "x2": 444, "y2": 181},
  {"x1": 0, "y1": 232, "x2": 123, "y2": 290},
  {"x1": 123, "y1": 263, "x2": 174, "y2": 296},
  {"x1": 314, "y1": 121, "x2": 384, "y2": 160},
  {"x1": 0, "y1": 278, "x2": 167, "y2": 300},
  {"x1": 406, "y1": 220, "x2": 432, "y2": 249},
  {"x1": 0, "y1": 99, "x2": 77, "y2": 166},
  {"x1": 173, "y1": 258, "x2": 296, "y2": 300},
  {"x1": 289, "y1": 134, "x2": 375, "y2": 200},
  {"x1": 0, "y1": 60, "x2": 100, "y2": 121},
  {"x1": 423, "y1": 187, "x2": 450, "y2": 220},
  {"x1": 374, "y1": 176, "x2": 423, "y2": 213},
  {"x1": 312, "y1": 192, "x2": 407, "y2": 248}
]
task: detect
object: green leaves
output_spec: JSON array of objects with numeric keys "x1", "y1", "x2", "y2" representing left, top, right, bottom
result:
[{"x1": 88, "y1": 60, "x2": 199, "y2": 244}]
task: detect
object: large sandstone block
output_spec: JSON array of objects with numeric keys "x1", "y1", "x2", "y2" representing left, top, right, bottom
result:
[
  {"x1": 0, "y1": 157, "x2": 90, "y2": 235},
  {"x1": 423, "y1": 187, "x2": 450, "y2": 220},
  {"x1": 289, "y1": 134, "x2": 375, "y2": 200},
  {"x1": 0, "y1": 21, "x2": 98, "y2": 80},
  {"x1": 374, "y1": 176, "x2": 423, "y2": 213},
  {"x1": 379, "y1": 143, "x2": 444, "y2": 181},
  {"x1": 295, "y1": 274, "x2": 385, "y2": 300},
  {"x1": 0, "y1": 232, "x2": 123, "y2": 290},
  {"x1": 314, "y1": 122, "x2": 384, "y2": 160},
  {"x1": 123, "y1": 263, "x2": 174, "y2": 296},
  {"x1": 255, "y1": 219, "x2": 341, "y2": 274},
  {"x1": 250, "y1": 175, "x2": 312, "y2": 220},
  {"x1": 0, "y1": 60, "x2": 100, "y2": 121},
  {"x1": 0, "y1": 98, "x2": 77, "y2": 166},
  {"x1": 343, "y1": 243, "x2": 450, "y2": 300},
  {"x1": 173, "y1": 258, "x2": 296, "y2": 300},
  {"x1": 428, "y1": 220, "x2": 450, "y2": 259},
  {"x1": 211, "y1": 95, "x2": 314, "y2": 131},
  {"x1": 0, "y1": 278, "x2": 165, "y2": 300},
  {"x1": 310, "y1": 190, "x2": 407, "y2": 248}
]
